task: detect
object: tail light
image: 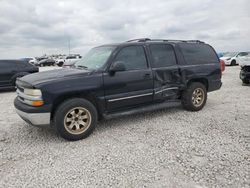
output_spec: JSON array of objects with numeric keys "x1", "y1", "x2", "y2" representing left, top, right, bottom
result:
[{"x1": 220, "y1": 59, "x2": 225, "y2": 73}]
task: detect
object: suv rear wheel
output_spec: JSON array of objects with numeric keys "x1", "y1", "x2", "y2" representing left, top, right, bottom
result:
[
  {"x1": 182, "y1": 82, "x2": 207, "y2": 111},
  {"x1": 54, "y1": 98, "x2": 97, "y2": 141}
]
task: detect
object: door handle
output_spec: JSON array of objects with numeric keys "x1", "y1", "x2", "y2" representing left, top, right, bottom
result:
[{"x1": 144, "y1": 73, "x2": 151, "y2": 79}]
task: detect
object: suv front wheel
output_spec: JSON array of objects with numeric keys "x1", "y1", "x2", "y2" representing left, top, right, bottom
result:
[
  {"x1": 182, "y1": 82, "x2": 207, "y2": 111},
  {"x1": 54, "y1": 98, "x2": 97, "y2": 141}
]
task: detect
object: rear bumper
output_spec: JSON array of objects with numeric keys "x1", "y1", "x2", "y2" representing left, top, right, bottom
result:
[
  {"x1": 208, "y1": 80, "x2": 222, "y2": 92},
  {"x1": 14, "y1": 97, "x2": 51, "y2": 126}
]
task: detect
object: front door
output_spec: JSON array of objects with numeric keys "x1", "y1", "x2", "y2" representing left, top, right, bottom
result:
[
  {"x1": 148, "y1": 44, "x2": 182, "y2": 101},
  {"x1": 103, "y1": 45, "x2": 154, "y2": 112}
]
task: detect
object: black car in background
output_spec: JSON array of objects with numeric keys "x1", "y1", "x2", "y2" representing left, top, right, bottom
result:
[
  {"x1": 0, "y1": 60, "x2": 38, "y2": 89},
  {"x1": 34, "y1": 58, "x2": 55, "y2": 67}
]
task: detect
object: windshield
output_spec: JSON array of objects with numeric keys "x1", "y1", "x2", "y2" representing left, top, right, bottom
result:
[
  {"x1": 223, "y1": 52, "x2": 237, "y2": 57},
  {"x1": 74, "y1": 46, "x2": 115, "y2": 70}
]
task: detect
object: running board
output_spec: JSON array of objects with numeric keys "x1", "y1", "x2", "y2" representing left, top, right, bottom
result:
[{"x1": 103, "y1": 100, "x2": 181, "y2": 119}]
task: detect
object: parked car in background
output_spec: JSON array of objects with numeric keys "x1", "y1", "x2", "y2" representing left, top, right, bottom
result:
[
  {"x1": 28, "y1": 57, "x2": 38, "y2": 65},
  {"x1": 0, "y1": 60, "x2": 38, "y2": 89},
  {"x1": 63, "y1": 54, "x2": 82, "y2": 67},
  {"x1": 55, "y1": 56, "x2": 66, "y2": 67},
  {"x1": 14, "y1": 38, "x2": 222, "y2": 140},
  {"x1": 35, "y1": 58, "x2": 55, "y2": 67},
  {"x1": 220, "y1": 52, "x2": 249, "y2": 66},
  {"x1": 239, "y1": 52, "x2": 250, "y2": 84},
  {"x1": 20, "y1": 57, "x2": 38, "y2": 65}
]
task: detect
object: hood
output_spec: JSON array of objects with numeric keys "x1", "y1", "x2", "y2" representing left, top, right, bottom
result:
[
  {"x1": 19, "y1": 68, "x2": 91, "y2": 86},
  {"x1": 220, "y1": 56, "x2": 231, "y2": 60}
]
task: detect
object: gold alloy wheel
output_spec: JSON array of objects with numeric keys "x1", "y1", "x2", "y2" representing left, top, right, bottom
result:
[
  {"x1": 191, "y1": 88, "x2": 205, "y2": 107},
  {"x1": 64, "y1": 107, "x2": 92, "y2": 135}
]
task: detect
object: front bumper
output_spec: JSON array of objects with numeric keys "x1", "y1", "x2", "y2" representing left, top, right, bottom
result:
[
  {"x1": 240, "y1": 70, "x2": 250, "y2": 80},
  {"x1": 14, "y1": 97, "x2": 51, "y2": 126},
  {"x1": 224, "y1": 59, "x2": 232, "y2": 65},
  {"x1": 16, "y1": 109, "x2": 50, "y2": 126}
]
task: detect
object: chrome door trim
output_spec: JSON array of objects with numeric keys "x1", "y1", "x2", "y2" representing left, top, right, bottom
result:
[
  {"x1": 108, "y1": 93, "x2": 153, "y2": 102},
  {"x1": 154, "y1": 87, "x2": 179, "y2": 94}
]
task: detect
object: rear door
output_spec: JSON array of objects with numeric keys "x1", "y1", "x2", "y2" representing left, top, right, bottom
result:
[
  {"x1": 103, "y1": 45, "x2": 154, "y2": 111},
  {"x1": 148, "y1": 44, "x2": 181, "y2": 101}
]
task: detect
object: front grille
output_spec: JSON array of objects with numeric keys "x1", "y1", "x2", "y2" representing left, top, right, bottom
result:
[
  {"x1": 242, "y1": 66, "x2": 250, "y2": 72},
  {"x1": 16, "y1": 85, "x2": 24, "y2": 92}
]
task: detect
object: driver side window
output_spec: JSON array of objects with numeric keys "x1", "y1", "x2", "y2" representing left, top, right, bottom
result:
[{"x1": 114, "y1": 46, "x2": 148, "y2": 70}]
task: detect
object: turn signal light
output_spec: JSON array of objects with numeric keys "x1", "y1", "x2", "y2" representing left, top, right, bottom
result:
[{"x1": 31, "y1": 100, "x2": 44, "y2": 107}]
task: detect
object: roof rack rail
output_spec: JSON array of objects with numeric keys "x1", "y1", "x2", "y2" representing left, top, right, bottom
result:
[
  {"x1": 126, "y1": 38, "x2": 151, "y2": 42},
  {"x1": 151, "y1": 39, "x2": 204, "y2": 43},
  {"x1": 126, "y1": 38, "x2": 204, "y2": 43}
]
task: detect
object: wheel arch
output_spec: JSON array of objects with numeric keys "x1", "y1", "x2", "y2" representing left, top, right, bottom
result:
[
  {"x1": 50, "y1": 92, "x2": 100, "y2": 121},
  {"x1": 186, "y1": 78, "x2": 208, "y2": 91}
]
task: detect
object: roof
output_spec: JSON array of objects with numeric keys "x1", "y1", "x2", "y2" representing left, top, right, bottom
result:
[
  {"x1": 96, "y1": 38, "x2": 205, "y2": 48},
  {"x1": 125, "y1": 38, "x2": 205, "y2": 44}
]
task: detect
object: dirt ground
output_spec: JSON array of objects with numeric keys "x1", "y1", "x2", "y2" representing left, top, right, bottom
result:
[{"x1": 0, "y1": 66, "x2": 249, "y2": 188}]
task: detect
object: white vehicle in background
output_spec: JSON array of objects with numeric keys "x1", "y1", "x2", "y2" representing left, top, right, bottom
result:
[
  {"x1": 55, "y1": 54, "x2": 81, "y2": 67},
  {"x1": 20, "y1": 57, "x2": 38, "y2": 65},
  {"x1": 220, "y1": 52, "x2": 249, "y2": 66},
  {"x1": 55, "y1": 56, "x2": 66, "y2": 67},
  {"x1": 63, "y1": 54, "x2": 82, "y2": 67},
  {"x1": 28, "y1": 57, "x2": 38, "y2": 65}
]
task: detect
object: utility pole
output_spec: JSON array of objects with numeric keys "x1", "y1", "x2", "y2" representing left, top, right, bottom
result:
[{"x1": 68, "y1": 36, "x2": 71, "y2": 55}]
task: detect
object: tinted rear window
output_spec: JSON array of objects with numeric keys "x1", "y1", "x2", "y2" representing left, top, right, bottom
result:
[
  {"x1": 149, "y1": 44, "x2": 177, "y2": 67},
  {"x1": 179, "y1": 43, "x2": 219, "y2": 65}
]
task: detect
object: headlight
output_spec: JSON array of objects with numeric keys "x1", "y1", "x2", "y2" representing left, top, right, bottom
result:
[
  {"x1": 18, "y1": 88, "x2": 44, "y2": 106},
  {"x1": 24, "y1": 88, "x2": 42, "y2": 96},
  {"x1": 226, "y1": 58, "x2": 231, "y2": 60}
]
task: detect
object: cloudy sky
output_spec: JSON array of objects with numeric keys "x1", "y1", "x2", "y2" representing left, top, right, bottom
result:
[{"x1": 0, "y1": 0, "x2": 249, "y2": 58}]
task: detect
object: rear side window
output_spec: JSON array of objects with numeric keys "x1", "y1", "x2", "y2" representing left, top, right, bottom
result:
[
  {"x1": 179, "y1": 43, "x2": 219, "y2": 65},
  {"x1": 114, "y1": 46, "x2": 148, "y2": 70},
  {"x1": 238, "y1": 52, "x2": 248, "y2": 57},
  {"x1": 0, "y1": 61, "x2": 16, "y2": 69},
  {"x1": 149, "y1": 44, "x2": 177, "y2": 67}
]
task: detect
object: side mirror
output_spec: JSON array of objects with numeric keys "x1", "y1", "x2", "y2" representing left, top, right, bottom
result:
[{"x1": 109, "y1": 61, "x2": 126, "y2": 73}]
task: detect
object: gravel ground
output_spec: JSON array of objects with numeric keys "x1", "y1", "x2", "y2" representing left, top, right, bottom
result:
[{"x1": 0, "y1": 66, "x2": 249, "y2": 188}]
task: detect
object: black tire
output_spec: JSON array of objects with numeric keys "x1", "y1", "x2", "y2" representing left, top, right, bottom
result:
[
  {"x1": 54, "y1": 98, "x2": 97, "y2": 141},
  {"x1": 231, "y1": 60, "x2": 236, "y2": 66},
  {"x1": 181, "y1": 82, "x2": 207, "y2": 111},
  {"x1": 242, "y1": 79, "x2": 249, "y2": 84},
  {"x1": 58, "y1": 62, "x2": 63, "y2": 67}
]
